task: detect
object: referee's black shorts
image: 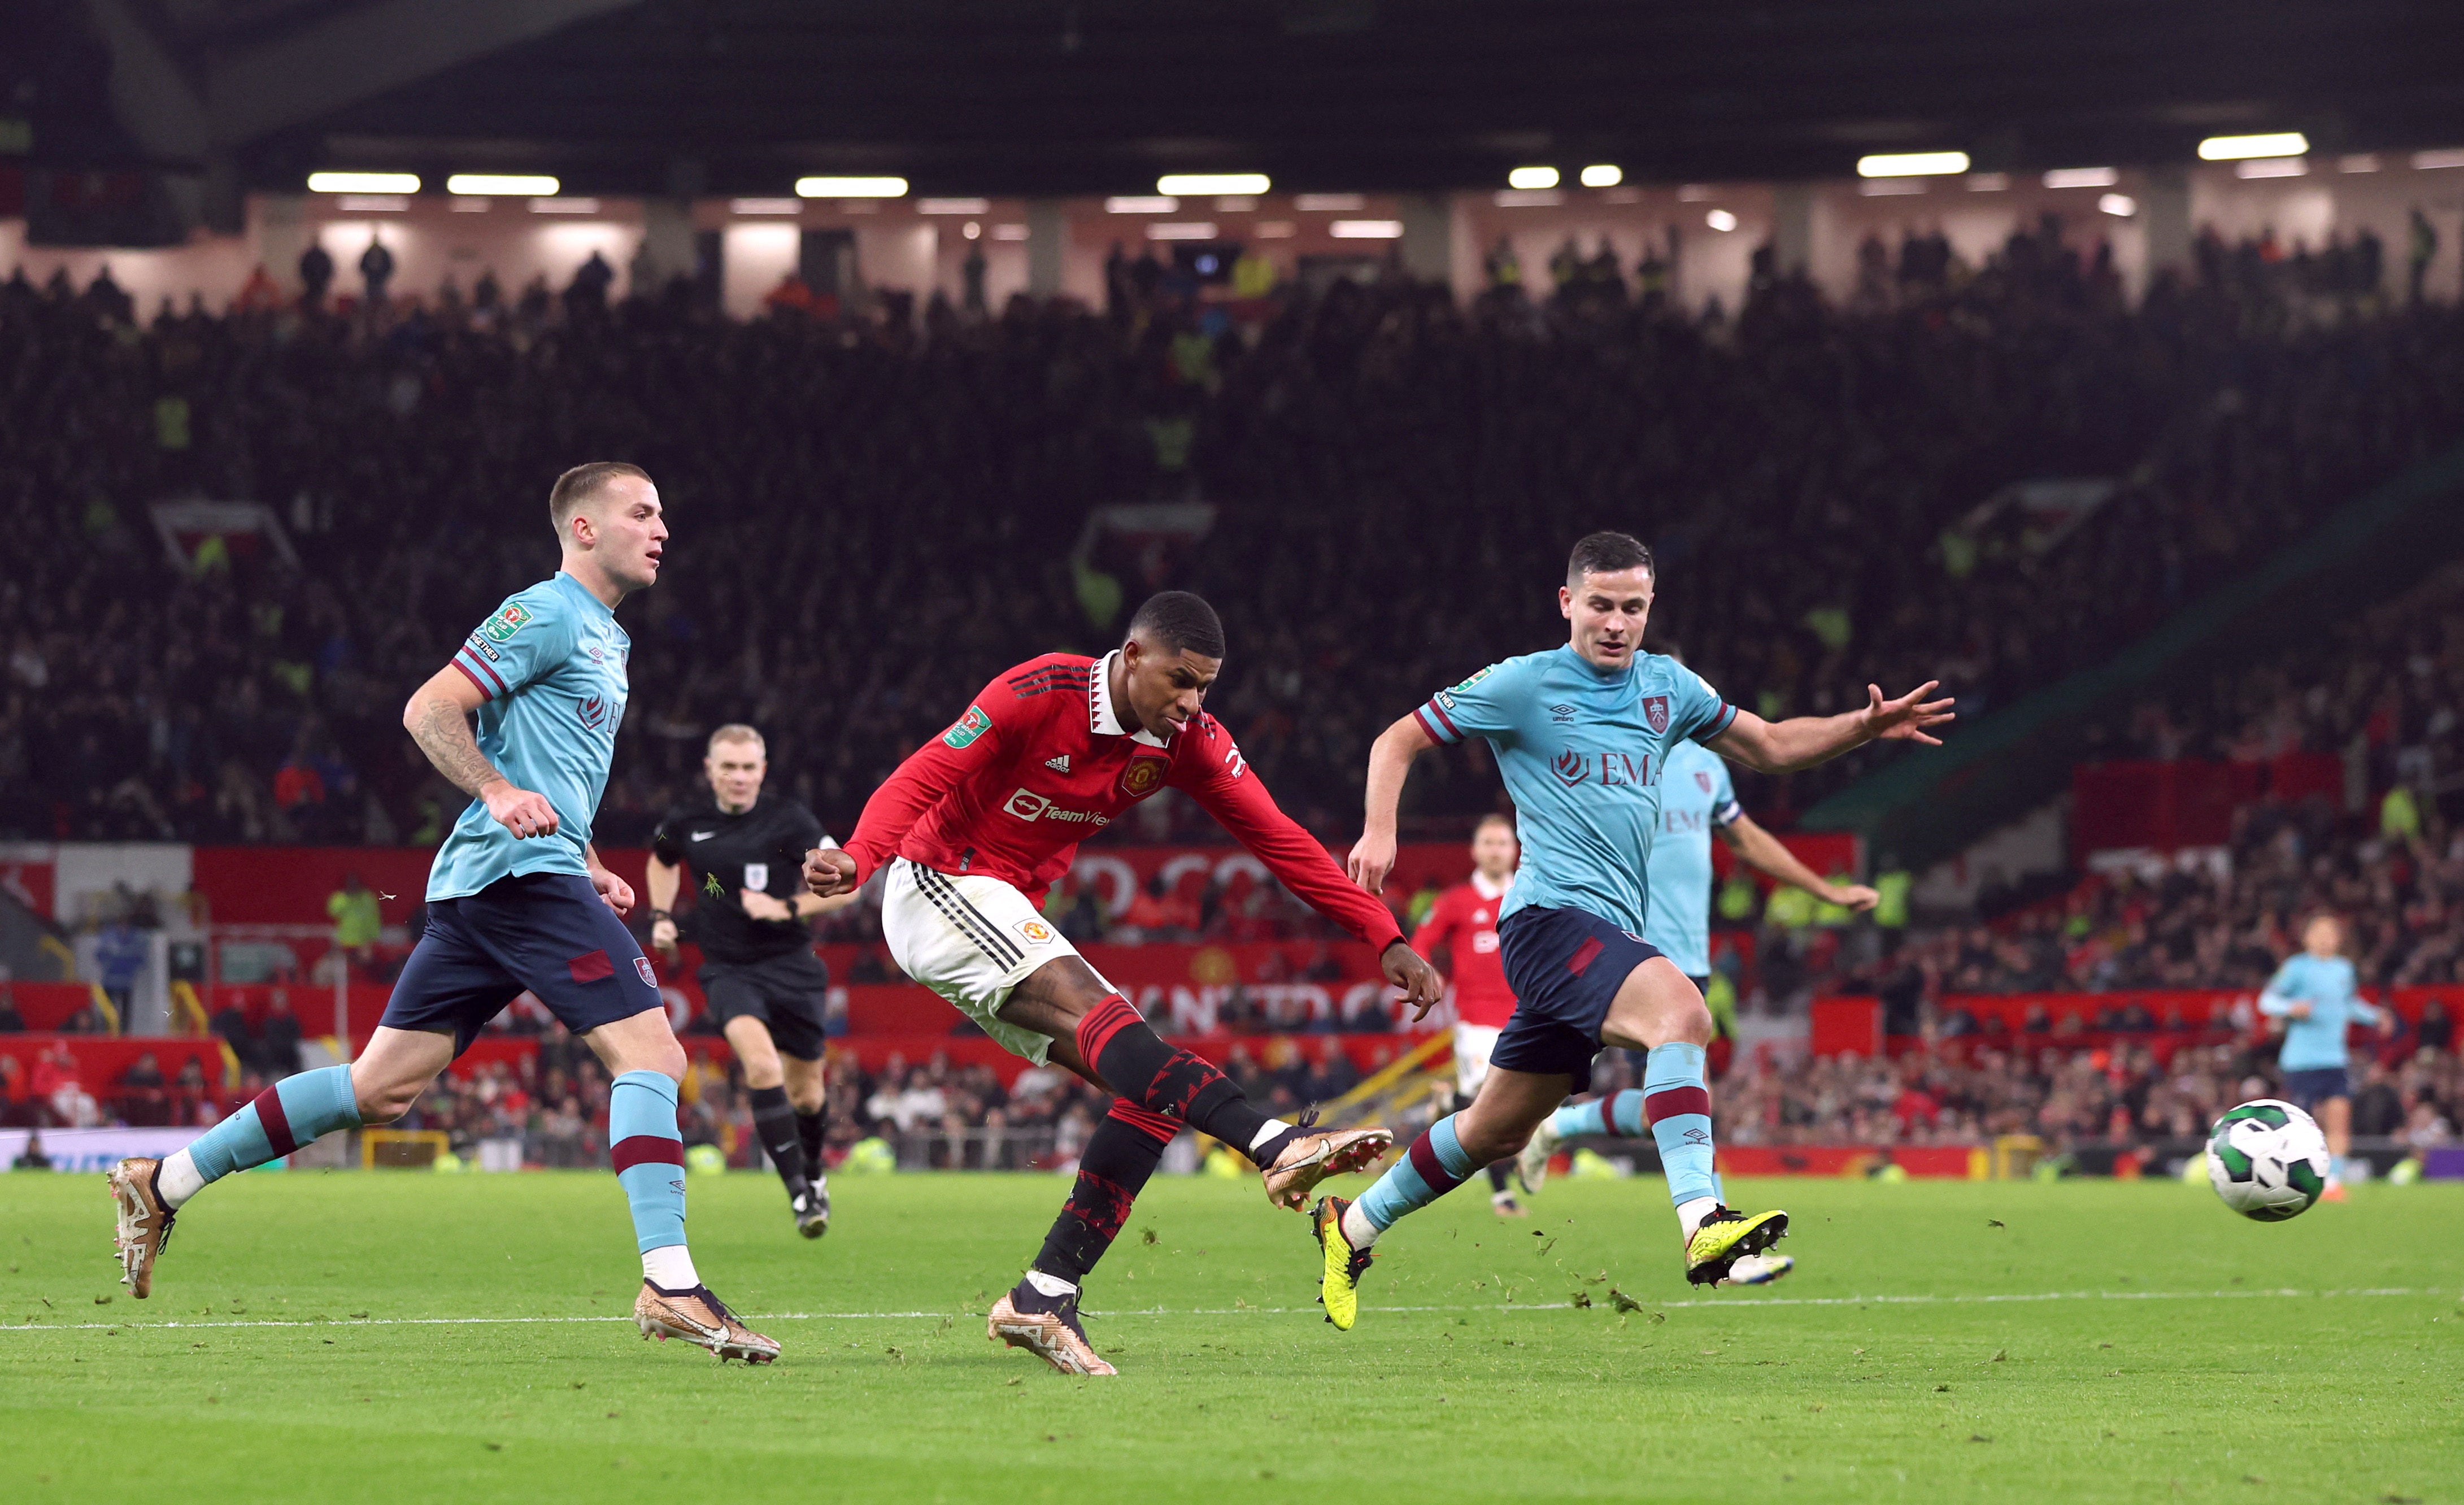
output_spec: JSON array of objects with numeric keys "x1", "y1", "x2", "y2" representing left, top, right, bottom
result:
[{"x1": 698, "y1": 950, "x2": 831, "y2": 1061}]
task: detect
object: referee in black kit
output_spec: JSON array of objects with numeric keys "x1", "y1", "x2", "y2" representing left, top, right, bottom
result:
[{"x1": 648, "y1": 724, "x2": 855, "y2": 1237}]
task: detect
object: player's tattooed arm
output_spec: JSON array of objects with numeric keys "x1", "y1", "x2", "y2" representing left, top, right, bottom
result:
[
  {"x1": 402, "y1": 665, "x2": 561, "y2": 840},
  {"x1": 1709, "y1": 681, "x2": 1955, "y2": 774}
]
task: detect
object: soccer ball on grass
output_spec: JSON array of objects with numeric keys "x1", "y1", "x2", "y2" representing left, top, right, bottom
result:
[{"x1": 2205, "y1": 1099, "x2": 2330, "y2": 1221}]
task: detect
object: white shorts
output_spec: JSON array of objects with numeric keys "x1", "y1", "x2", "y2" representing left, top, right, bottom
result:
[
  {"x1": 1453, "y1": 1022, "x2": 1501, "y2": 1097},
  {"x1": 879, "y1": 859, "x2": 1116, "y2": 1067}
]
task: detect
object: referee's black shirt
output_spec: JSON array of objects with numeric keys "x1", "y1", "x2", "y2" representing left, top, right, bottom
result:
[{"x1": 651, "y1": 794, "x2": 832, "y2": 965}]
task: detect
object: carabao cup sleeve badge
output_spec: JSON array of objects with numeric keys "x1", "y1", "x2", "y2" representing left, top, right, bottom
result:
[{"x1": 943, "y1": 704, "x2": 993, "y2": 749}]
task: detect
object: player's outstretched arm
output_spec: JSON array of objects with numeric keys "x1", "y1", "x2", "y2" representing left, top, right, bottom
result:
[
  {"x1": 1719, "y1": 811, "x2": 1878, "y2": 911},
  {"x1": 401, "y1": 665, "x2": 560, "y2": 839},
  {"x1": 1183, "y1": 720, "x2": 1445, "y2": 1019},
  {"x1": 1348, "y1": 714, "x2": 1438, "y2": 894},
  {"x1": 1709, "y1": 681, "x2": 1955, "y2": 775}
]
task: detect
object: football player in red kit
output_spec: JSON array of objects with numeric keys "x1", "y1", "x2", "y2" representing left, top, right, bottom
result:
[
  {"x1": 805, "y1": 591, "x2": 1443, "y2": 1375},
  {"x1": 1410, "y1": 812, "x2": 1527, "y2": 1216}
]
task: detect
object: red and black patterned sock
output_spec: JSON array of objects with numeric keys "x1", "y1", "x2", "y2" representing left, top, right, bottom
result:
[
  {"x1": 1074, "y1": 995, "x2": 1284, "y2": 1165},
  {"x1": 1033, "y1": 1100, "x2": 1177, "y2": 1285}
]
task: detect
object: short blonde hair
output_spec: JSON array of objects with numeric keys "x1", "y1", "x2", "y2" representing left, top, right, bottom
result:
[
  {"x1": 706, "y1": 724, "x2": 766, "y2": 756},
  {"x1": 548, "y1": 460, "x2": 650, "y2": 534}
]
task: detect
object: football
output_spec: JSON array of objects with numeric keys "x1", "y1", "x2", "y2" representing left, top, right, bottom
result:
[{"x1": 2205, "y1": 1099, "x2": 2333, "y2": 1221}]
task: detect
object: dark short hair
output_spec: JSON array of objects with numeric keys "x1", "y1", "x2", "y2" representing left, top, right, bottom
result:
[
  {"x1": 1126, "y1": 591, "x2": 1226, "y2": 659},
  {"x1": 1566, "y1": 530, "x2": 1654, "y2": 586},
  {"x1": 549, "y1": 461, "x2": 651, "y2": 534}
]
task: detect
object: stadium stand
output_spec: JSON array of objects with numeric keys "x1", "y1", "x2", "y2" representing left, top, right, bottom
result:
[
  {"x1": 7, "y1": 221, "x2": 2463, "y2": 847},
  {"x1": 7, "y1": 220, "x2": 2462, "y2": 1178}
]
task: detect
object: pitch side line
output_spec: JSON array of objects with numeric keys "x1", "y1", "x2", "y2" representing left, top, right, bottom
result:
[{"x1": 1, "y1": 1286, "x2": 2444, "y2": 1333}]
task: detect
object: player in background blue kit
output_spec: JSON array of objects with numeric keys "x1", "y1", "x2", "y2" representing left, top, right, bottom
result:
[
  {"x1": 109, "y1": 463, "x2": 780, "y2": 1363},
  {"x1": 1517, "y1": 694, "x2": 1880, "y2": 1212},
  {"x1": 2259, "y1": 913, "x2": 2385, "y2": 1203},
  {"x1": 1316, "y1": 532, "x2": 1953, "y2": 1329}
]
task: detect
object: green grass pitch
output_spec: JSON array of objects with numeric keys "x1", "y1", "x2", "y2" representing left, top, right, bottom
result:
[{"x1": 3, "y1": 1168, "x2": 2458, "y2": 1503}]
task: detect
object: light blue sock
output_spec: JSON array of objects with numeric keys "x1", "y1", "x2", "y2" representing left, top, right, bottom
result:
[
  {"x1": 184, "y1": 1064, "x2": 362, "y2": 1186},
  {"x1": 2328, "y1": 1154, "x2": 2347, "y2": 1182},
  {"x1": 1549, "y1": 1090, "x2": 1645, "y2": 1139},
  {"x1": 1643, "y1": 1043, "x2": 1721, "y2": 1209},
  {"x1": 1355, "y1": 1113, "x2": 1478, "y2": 1234},
  {"x1": 610, "y1": 1071, "x2": 688, "y2": 1256}
]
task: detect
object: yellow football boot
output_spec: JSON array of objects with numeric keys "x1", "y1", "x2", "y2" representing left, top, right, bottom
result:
[
  {"x1": 1313, "y1": 1196, "x2": 1375, "y2": 1331},
  {"x1": 1683, "y1": 1205, "x2": 1790, "y2": 1286}
]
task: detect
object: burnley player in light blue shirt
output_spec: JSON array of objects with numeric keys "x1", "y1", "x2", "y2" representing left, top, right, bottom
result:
[
  {"x1": 1314, "y1": 531, "x2": 1953, "y2": 1328},
  {"x1": 2260, "y1": 913, "x2": 2385, "y2": 1200},
  {"x1": 108, "y1": 463, "x2": 780, "y2": 1364},
  {"x1": 1518, "y1": 726, "x2": 1880, "y2": 1202}
]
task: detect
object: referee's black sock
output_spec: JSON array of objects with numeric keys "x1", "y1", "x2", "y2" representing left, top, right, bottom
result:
[
  {"x1": 1031, "y1": 1101, "x2": 1176, "y2": 1286},
  {"x1": 1074, "y1": 994, "x2": 1291, "y2": 1168},
  {"x1": 795, "y1": 1107, "x2": 827, "y2": 1182},
  {"x1": 747, "y1": 1085, "x2": 811, "y2": 1200}
]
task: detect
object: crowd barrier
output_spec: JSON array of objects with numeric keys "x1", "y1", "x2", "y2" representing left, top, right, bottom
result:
[{"x1": 1808, "y1": 988, "x2": 2452, "y2": 1060}]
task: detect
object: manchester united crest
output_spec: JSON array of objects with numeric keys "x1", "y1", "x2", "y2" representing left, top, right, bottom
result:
[
  {"x1": 1121, "y1": 755, "x2": 1169, "y2": 798},
  {"x1": 1642, "y1": 694, "x2": 1670, "y2": 734}
]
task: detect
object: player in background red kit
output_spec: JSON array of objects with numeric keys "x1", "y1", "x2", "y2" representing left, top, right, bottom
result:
[
  {"x1": 805, "y1": 592, "x2": 1444, "y2": 1375},
  {"x1": 1411, "y1": 812, "x2": 1527, "y2": 1216}
]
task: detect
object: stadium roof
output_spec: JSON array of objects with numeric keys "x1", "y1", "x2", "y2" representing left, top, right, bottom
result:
[{"x1": 51, "y1": 0, "x2": 2464, "y2": 198}]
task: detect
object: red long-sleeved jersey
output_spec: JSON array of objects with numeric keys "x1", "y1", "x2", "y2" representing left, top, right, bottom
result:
[
  {"x1": 843, "y1": 652, "x2": 1404, "y2": 952},
  {"x1": 1410, "y1": 875, "x2": 1518, "y2": 1028}
]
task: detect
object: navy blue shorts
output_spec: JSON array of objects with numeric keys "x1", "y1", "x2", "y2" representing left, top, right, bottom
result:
[
  {"x1": 1495, "y1": 906, "x2": 1667, "y2": 1093},
  {"x1": 2280, "y1": 1066, "x2": 2352, "y2": 1111},
  {"x1": 384, "y1": 872, "x2": 663, "y2": 1057}
]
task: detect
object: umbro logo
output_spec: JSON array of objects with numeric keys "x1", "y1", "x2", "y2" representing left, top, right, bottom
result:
[
  {"x1": 1549, "y1": 704, "x2": 1577, "y2": 723},
  {"x1": 1045, "y1": 755, "x2": 1071, "y2": 772},
  {"x1": 690, "y1": 831, "x2": 714, "y2": 841}
]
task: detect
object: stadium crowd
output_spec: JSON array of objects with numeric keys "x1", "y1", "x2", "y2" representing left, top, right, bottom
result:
[
  {"x1": 11, "y1": 1004, "x2": 2457, "y2": 1171},
  {"x1": 1763, "y1": 555, "x2": 2464, "y2": 1004},
  {"x1": 1713, "y1": 1030, "x2": 2460, "y2": 1163},
  {"x1": 10, "y1": 217, "x2": 2464, "y2": 1173},
  {"x1": 7, "y1": 218, "x2": 2464, "y2": 851}
]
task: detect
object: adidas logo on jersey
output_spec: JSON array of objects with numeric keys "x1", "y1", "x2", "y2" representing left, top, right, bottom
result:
[{"x1": 1045, "y1": 755, "x2": 1070, "y2": 772}]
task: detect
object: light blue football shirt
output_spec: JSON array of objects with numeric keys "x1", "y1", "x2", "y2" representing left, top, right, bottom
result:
[
  {"x1": 1644, "y1": 738, "x2": 1744, "y2": 978},
  {"x1": 1413, "y1": 645, "x2": 1736, "y2": 938},
  {"x1": 2259, "y1": 953, "x2": 2381, "y2": 1071},
  {"x1": 426, "y1": 571, "x2": 632, "y2": 901}
]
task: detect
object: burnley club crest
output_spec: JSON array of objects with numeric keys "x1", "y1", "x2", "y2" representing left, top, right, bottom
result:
[{"x1": 1642, "y1": 694, "x2": 1670, "y2": 734}]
